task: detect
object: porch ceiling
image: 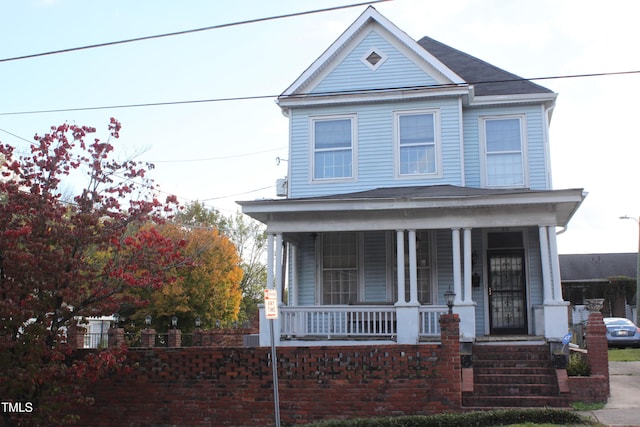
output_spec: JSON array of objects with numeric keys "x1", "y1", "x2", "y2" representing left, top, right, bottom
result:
[{"x1": 238, "y1": 185, "x2": 586, "y2": 233}]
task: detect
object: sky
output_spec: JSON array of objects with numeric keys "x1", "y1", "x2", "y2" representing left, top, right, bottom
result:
[{"x1": 1, "y1": 0, "x2": 639, "y2": 255}]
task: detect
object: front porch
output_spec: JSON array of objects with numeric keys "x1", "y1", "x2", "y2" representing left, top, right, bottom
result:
[{"x1": 240, "y1": 185, "x2": 585, "y2": 347}]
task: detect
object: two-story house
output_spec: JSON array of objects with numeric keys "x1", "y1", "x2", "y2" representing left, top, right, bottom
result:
[{"x1": 240, "y1": 6, "x2": 585, "y2": 347}]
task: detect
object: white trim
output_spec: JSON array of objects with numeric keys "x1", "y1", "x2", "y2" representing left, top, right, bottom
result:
[
  {"x1": 479, "y1": 114, "x2": 529, "y2": 188},
  {"x1": 309, "y1": 114, "x2": 358, "y2": 183},
  {"x1": 280, "y1": 7, "x2": 464, "y2": 98},
  {"x1": 361, "y1": 46, "x2": 388, "y2": 71},
  {"x1": 393, "y1": 108, "x2": 443, "y2": 179}
]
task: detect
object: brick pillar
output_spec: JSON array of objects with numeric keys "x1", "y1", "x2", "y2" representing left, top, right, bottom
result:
[
  {"x1": 193, "y1": 328, "x2": 202, "y2": 347},
  {"x1": 586, "y1": 312, "x2": 610, "y2": 395},
  {"x1": 168, "y1": 329, "x2": 181, "y2": 347},
  {"x1": 439, "y1": 313, "x2": 462, "y2": 409},
  {"x1": 141, "y1": 328, "x2": 156, "y2": 347},
  {"x1": 108, "y1": 327, "x2": 124, "y2": 348},
  {"x1": 67, "y1": 325, "x2": 86, "y2": 350}
]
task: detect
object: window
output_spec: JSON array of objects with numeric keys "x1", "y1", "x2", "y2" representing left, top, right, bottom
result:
[
  {"x1": 391, "y1": 231, "x2": 433, "y2": 304},
  {"x1": 321, "y1": 232, "x2": 358, "y2": 304},
  {"x1": 483, "y1": 117, "x2": 525, "y2": 187},
  {"x1": 312, "y1": 116, "x2": 355, "y2": 180},
  {"x1": 396, "y1": 111, "x2": 439, "y2": 176}
]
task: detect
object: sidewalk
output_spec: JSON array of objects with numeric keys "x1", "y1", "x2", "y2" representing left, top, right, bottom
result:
[{"x1": 579, "y1": 361, "x2": 640, "y2": 426}]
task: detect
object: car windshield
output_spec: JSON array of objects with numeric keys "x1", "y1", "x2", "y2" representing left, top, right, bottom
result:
[{"x1": 604, "y1": 318, "x2": 635, "y2": 327}]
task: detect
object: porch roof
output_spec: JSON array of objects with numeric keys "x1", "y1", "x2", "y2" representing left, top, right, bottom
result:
[{"x1": 238, "y1": 185, "x2": 586, "y2": 233}]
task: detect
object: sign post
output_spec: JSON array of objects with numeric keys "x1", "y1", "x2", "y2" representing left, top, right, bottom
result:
[{"x1": 264, "y1": 289, "x2": 281, "y2": 427}]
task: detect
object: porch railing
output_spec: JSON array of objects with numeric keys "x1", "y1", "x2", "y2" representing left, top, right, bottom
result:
[
  {"x1": 280, "y1": 305, "x2": 448, "y2": 340},
  {"x1": 280, "y1": 305, "x2": 397, "y2": 339},
  {"x1": 419, "y1": 306, "x2": 448, "y2": 337}
]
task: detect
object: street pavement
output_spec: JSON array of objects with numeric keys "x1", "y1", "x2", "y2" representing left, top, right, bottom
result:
[{"x1": 580, "y1": 361, "x2": 640, "y2": 426}]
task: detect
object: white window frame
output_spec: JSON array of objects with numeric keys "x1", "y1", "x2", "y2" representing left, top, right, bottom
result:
[
  {"x1": 480, "y1": 115, "x2": 528, "y2": 188},
  {"x1": 316, "y1": 232, "x2": 363, "y2": 305},
  {"x1": 394, "y1": 109, "x2": 442, "y2": 179},
  {"x1": 361, "y1": 47, "x2": 388, "y2": 71},
  {"x1": 310, "y1": 114, "x2": 357, "y2": 182}
]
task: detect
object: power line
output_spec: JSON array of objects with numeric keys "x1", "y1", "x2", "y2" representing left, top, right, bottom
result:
[
  {"x1": 0, "y1": 0, "x2": 391, "y2": 64},
  {"x1": 1, "y1": 69, "x2": 639, "y2": 117}
]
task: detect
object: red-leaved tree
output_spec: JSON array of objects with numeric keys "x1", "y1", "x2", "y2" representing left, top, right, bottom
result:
[{"x1": 0, "y1": 119, "x2": 186, "y2": 426}]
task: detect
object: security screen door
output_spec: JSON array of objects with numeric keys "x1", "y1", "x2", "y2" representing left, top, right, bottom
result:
[{"x1": 487, "y1": 249, "x2": 527, "y2": 334}]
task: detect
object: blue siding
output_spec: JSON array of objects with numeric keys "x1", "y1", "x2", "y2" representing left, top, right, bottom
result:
[
  {"x1": 363, "y1": 231, "x2": 388, "y2": 301},
  {"x1": 312, "y1": 29, "x2": 439, "y2": 94},
  {"x1": 289, "y1": 98, "x2": 463, "y2": 198},
  {"x1": 463, "y1": 105, "x2": 549, "y2": 190},
  {"x1": 296, "y1": 235, "x2": 316, "y2": 305},
  {"x1": 526, "y1": 227, "x2": 544, "y2": 305}
]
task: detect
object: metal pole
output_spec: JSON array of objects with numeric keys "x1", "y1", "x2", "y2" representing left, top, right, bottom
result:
[{"x1": 269, "y1": 319, "x2": 281, "y2": 427}]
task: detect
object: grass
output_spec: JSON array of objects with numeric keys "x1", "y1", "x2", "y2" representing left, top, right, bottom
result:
[{"x1": 608, "y1": 347, "x2": 640, "y2": 361}]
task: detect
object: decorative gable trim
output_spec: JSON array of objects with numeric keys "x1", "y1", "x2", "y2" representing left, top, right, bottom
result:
[
  {"x1": 361, "y1": 47, "x2": 387, "y2": 71},
  {"x1": 279, "y1": 6, "x2": 465, "y2": 99}
]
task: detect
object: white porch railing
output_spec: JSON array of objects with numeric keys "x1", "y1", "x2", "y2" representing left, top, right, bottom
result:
[
  {"x1": 279, "y1": 305, "x2": 448, "y2": 340},
  {"x1": 419, "y1": 306, "x2": 448, "y2": 337}
]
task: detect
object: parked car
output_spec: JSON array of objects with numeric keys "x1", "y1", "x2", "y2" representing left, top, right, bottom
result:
[{"x1": 603, "y1": 317, "x2": 640, "y2": 348}]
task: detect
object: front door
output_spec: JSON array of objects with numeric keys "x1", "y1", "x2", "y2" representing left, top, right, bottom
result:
[{"x1": 488, "y1": 250, "x2": 527, "y2": 334}]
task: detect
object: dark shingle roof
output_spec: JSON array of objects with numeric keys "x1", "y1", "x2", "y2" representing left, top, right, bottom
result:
[
  {"x1": 417, "y1": 36, "x2": 554, "y2": 96},
  {"x1": 559, "y1": 253, "x2": 638, "y2": 282}
]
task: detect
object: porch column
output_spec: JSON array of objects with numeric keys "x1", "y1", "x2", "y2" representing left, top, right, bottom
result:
[
  {"x1": 538, "y1": 226, "x2": 554, "y2": 304},
  {"x1": 267, "y1": 233, "x2": 275, "y2": 289},
  {"x1": 261, "y1": 233, "x2": 281, "y2": 346},
  {"x1": 539, "y1": 225, "x2": 570, "y2": 341},
  {"x1": 275, "y1": 233, "x2": 284, "y2": 297},
  {"x1": 451, "y1": 228, "x2": 463, "y2": 305},
  {"x1": 395, "y1": 230, "x2": 419, "y2": 344},
  {"x1": 290, "y1": 244, "x2": 298, "y2": 306},
  {"x1": 408, "y1": 230, "x2": 419, "y2": 304},
  {"x1": 463, "y1": 228, "x2": 472, "y2": 303},
  {"x1": 396, "y1": 230, "x2": 406, "y2": 304},
  {"x1": 547, "y1": 227, "x2": 564, "y2": 303}
]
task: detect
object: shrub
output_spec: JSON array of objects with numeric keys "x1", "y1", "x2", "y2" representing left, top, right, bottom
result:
[
  {"x1": 305, "y1": 408, "x2": 595, "y2": 426},
  {"x1": 567, "y1": 352, "x2": 591, "y2": 376}
]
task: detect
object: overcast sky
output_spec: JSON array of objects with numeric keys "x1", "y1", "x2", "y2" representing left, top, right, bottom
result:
[{"x1": 1, "y1": 0, "x2": 639, "y2": 254}]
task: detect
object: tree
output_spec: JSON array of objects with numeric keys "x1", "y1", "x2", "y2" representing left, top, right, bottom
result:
[
  {"x1": 0, "y1": 120, "x2": 186, "y2": 426},
  {"x1": 174, "y1": 202, "x2": 266, "y2": 324},
  {"x1": 127, "y1": 222, "x2": 243, "y2": 332}
]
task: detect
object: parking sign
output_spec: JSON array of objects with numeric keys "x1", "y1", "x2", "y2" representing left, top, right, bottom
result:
[{"x1": 264, "y1": 289, "x2": 278, "y2": 319}]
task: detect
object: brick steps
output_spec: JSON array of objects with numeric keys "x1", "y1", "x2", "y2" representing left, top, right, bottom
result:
[{"x1": 462, "y1": 343, "x2": 570, "y2": 408}]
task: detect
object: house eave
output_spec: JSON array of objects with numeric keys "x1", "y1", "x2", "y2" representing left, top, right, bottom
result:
[
  {"x1": 466, "y1": 91, "x2": 558, "y2": 107},
  {"x1": 277, "y1": 85, "x2": 470, "y2": 110},
  {"x1": 239, "y1": 187, "x2": 586, "y2": 233}
]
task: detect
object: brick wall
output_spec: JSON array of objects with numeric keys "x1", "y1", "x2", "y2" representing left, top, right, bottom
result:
[{"x1": 74, "y1": 315, "x2": 461, "y2": 427}]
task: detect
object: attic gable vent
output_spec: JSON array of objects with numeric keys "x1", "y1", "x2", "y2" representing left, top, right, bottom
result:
[{"x1": 361, "y1": 48, "x2": 387, "y2": 71}]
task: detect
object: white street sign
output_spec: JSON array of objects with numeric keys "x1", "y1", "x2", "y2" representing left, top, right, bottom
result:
[{"x1": 264, "y1": 289, "x2": 278, "y2": 319}]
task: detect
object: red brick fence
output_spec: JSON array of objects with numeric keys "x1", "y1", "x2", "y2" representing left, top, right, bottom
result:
[{"x1": 74, "y1": 315, "x2": 461, "y2": 426}]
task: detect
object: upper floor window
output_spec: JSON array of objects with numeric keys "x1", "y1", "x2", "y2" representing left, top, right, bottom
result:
[
  {"x1": 312, "y1": 116, "x2": 356, "y2": 180},
  {"x1": 482, "y1": 116, "x2": 526, "y2": 187},
  {"x1": 395, "y1": 110, "x2": 440, "y2": 177}
]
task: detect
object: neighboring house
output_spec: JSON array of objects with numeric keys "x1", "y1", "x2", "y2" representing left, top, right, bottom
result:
[
  {"x1": 560, "y1": 253, "x2": 637, "y2": 323},
  {"x1": 240, "y1": 7, "x2": 585, "y2": 347}
]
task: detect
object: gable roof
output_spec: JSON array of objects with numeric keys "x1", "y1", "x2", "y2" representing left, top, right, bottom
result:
[
  {"x1": 279, "y1": 6, "x2": 554, "y2": 104},
  {"x1": 560, "y1": 253, "x2": 638, "y2": 282},
  {"x1": 279, "y1": 6, "x2": 464, "y2": 99},
  {"x1": 417, "y1": 36, "x2": 553, "y2": 97}
]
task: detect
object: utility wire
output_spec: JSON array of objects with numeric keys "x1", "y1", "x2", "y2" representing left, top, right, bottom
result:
[
  {"x1": 0, "y1": 0, "x2": 391, "y2": 64},
  {"x1": 1, "y1": 69, "x2": 639, "y2": 116}
]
